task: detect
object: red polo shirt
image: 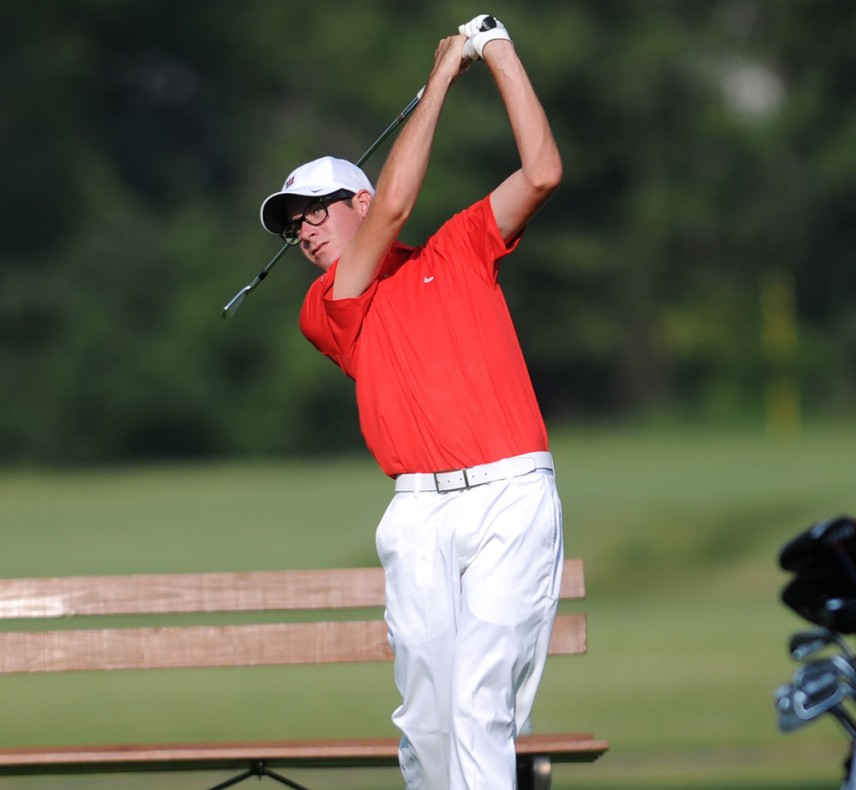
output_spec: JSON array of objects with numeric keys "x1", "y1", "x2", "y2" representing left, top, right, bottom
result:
[{"x1": 299, "y1": 196, "x2": 548, "y2": 477}]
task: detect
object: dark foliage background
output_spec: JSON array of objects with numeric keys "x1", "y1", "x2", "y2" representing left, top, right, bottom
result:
[{"x1": 2, "y1": 0, "x2": 854, "y2": 463}]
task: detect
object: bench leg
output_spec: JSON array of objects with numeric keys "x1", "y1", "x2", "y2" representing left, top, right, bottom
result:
[
  {"x1": 516, "y1": 755, "x2": 552, "y2": 790},
  {"x1": 205, "y1": 761, "x2": 312, "y2": 790}
]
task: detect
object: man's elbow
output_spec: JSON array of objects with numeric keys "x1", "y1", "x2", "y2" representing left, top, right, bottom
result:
[
  {"x1": 370, "y1": 191, "x2": 413, "y2": 230},
  {"x1": 529, "y1": 158, "x2": 563, "y2": 199}
]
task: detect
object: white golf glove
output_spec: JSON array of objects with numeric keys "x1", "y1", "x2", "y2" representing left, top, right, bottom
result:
[{"x1": 458, "y1": 14, "x2": 512, "y2": 61}]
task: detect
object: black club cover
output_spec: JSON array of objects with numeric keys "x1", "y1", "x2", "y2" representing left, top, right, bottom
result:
[{"x1": 779, "y1": 515, "x2": 856, "y2": 577}]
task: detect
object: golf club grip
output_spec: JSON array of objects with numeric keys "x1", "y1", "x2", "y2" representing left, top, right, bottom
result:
[{"x1": 221, "y1": 86, "x2": 425, "y2": 320}]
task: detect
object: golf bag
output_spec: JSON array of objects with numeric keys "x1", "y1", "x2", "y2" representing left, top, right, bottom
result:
[{"x1": 775, "y1": 516, "x2": 856, "y2": 790}]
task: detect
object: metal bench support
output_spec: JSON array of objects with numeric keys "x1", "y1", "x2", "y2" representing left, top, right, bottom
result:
[
  {"x1": 517, "y1": 755, "x2": 552, "y2": 790},
  {"x1": 206, "y1": 761, "x2": 311, "y2": 790}
]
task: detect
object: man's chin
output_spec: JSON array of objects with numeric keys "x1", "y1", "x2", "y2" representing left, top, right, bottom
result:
[{"x1": 312, "y1": 254, "x2": 335, "y2": 272}]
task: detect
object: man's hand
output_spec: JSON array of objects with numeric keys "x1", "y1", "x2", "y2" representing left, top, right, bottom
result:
[
  {"x1": 428, "y1": 35, "x2": 471, "y2": 85},
  {"x1": 458, "y1": 14, "x2": 512, "y2": 61}
]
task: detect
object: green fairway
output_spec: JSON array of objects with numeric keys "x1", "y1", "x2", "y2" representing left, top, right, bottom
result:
[{"x1": 1, "y1": 422, "x2": 855, "y2": 788}]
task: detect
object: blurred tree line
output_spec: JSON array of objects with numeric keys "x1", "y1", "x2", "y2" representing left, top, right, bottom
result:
[{"x1": 1, "y1": 0, "x2": 855, "y2": 464}]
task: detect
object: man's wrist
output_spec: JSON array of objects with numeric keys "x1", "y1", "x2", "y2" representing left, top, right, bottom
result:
[{"x1": 481, "y1": 38, "x2": 515, "y2": 62}]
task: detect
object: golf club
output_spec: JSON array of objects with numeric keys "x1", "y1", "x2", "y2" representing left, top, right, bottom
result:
[
  {"x1": 221, "y1": 86, "x2": 425, "y2": 320},
  {"x1": 794, "y1": 657, "x2": 856, "y2": 698},
  {"x1": 775, "y1": 664, "x2": 856, "y2": 738},
  {"x1": 775, "y1": 681, "x2": 852, "y2": 734},
  {"x1": 790, "y1": 627, "x2": 856, "y2": 661}
]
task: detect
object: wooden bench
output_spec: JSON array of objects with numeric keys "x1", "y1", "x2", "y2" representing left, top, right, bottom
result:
[{"x1": 0, "y1": 561, "x2": 608, "y2": 789}]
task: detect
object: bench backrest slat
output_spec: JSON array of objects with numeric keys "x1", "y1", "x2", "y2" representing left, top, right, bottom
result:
[
  {"x1": 0, "y1": 561, "x2": 587, "y2": 674},
  {"x1": 0, "y1": 569, "x2": 386, "y2": 618},
  {"x1": 0, "y1": 560, "x2": 586, "y2": 619},
  {"x1": 0, "y1": 613, "x2": 585, "y2": 674}
]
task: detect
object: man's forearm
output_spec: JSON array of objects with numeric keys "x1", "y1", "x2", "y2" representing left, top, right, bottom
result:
[
  {"x1": 370, "y1": 70, "x2": 453, "y2": 224},
  {"x1": 332, "y1": 36, "x2": 466, "y2": 300},
  {"x1": 485, "y1": 41, "x2": 561, "y2": 191}
]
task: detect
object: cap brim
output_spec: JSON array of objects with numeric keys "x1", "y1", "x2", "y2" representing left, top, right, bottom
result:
[
  {"x1": 260, "y1": 186, "x2": 346, "y2": 235},
  {"x1": 260, "y1": 193, "x2": 294, "y2": 236}
]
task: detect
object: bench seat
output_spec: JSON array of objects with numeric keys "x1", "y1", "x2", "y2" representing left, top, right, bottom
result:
[{"x1": 0, "y1": 733, "x2": 608, "y2": 774}]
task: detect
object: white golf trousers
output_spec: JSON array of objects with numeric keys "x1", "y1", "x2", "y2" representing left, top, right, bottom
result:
[{"x1": 375, "y1": 467, "x2": 564, "y2": 790}]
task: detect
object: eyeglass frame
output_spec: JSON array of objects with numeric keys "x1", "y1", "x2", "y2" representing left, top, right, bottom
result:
[{"x1": 280, "y1": 189, "x2": 356, "y2": 246}]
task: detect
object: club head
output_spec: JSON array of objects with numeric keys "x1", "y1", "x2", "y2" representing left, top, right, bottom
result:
[
  {"x1": 794, "y1": 657, "x2": 842, "y2": 688},
  {"x1": 790, "y1": 629, "x2": 836, "y2": 661},
  {"x1": 792, "y1": 658, "x2": 850, "y2": 719},
  {"x1": 797, "y1": 681, "x2": 846, "y2": 723},
  {"x1": 775, "y1": 683, "x2": 812, "y2": 732},
  {"x1": 790, "y1": 628, "x2": 856, "y2": 660},
  {"x1": 775, "y1": 661, "x2": 856, "y2": 737},
  {"x1": 221, "y1": 285, "x2": 252, "y2": 320}
]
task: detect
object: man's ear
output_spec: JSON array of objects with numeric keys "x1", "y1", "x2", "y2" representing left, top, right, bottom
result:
[{"x1": 355, "y1": 189, "x2": 373, "y2": 217}]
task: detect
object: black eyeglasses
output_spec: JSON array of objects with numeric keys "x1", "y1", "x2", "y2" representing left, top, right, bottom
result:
[{"x1": 281, "y1": 189, "x2": 355, "y2": 246}]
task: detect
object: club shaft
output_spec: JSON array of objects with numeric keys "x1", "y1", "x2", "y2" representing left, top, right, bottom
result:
[
  {"x1": 221, "y1": 86, "x2": 425, "y2": 320},
  {"x1": 356, "y1": 87, "x2": 424, "y2": 167}
]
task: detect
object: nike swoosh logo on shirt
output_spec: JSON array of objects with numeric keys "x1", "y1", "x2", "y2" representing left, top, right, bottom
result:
[{"x1": 423, "y1": 276, "x2": 435, "y2": 283}]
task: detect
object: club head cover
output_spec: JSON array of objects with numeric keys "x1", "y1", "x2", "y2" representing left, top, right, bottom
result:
[
  {"x1": 779, "y1": 516, "x2": 856, "y2": 580},
  {"x1": 781, "y1": 568, "x2": 856, "y2": 634}
]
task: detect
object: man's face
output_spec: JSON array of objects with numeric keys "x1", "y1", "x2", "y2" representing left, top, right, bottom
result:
[{"x1": 287, "y1": 191, "x2": 370, "y2": 271}]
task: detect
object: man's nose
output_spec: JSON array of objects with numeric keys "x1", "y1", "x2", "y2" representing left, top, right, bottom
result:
[{"x1": 298, "y1": 220, "x2": 315, "y2": 242}]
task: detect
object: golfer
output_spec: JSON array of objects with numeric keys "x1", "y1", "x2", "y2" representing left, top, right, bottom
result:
[{"x1": 261, "y1": 16, "x2": 563, "y2": 789}]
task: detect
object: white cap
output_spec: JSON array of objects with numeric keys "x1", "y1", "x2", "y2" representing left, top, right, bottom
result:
[{"x1": 260, "y1": 156, "x2": 375, "y2": 235}]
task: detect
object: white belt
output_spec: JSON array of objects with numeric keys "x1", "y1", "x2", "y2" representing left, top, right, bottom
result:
[{"x1": 394, "y1": 452, "x2": 554, "y2": 494}]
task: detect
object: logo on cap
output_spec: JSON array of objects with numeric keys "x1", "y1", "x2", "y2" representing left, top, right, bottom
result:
[{"x1": 285, "y1": 176, "x2": 295, "y2": 188}]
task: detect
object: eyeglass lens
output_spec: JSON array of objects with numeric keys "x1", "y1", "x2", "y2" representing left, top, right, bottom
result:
[{"x1": 281, "y1": 192, "x2": 352, "y2": 245}]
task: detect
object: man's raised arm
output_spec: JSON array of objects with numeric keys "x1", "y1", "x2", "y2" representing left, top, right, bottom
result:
[
  {"x1": 332, "y1": 36, "x2": 470, "y2": 299},
  {"x1": 460, "y1": 15, "x2": 563, "y2": 243}
]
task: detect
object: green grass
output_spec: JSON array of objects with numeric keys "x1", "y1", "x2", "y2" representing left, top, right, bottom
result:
[{"x1": 1, "y1": 421, "x2": 855, "y2": 788}]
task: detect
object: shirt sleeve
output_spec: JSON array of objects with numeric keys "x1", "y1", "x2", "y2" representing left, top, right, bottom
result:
[
  {"x1": 298, "y1": 261, "x2": 378, "y2": 380},
  {"x1": 428, "y1": 195, "x2": 522, "y2": 286}
]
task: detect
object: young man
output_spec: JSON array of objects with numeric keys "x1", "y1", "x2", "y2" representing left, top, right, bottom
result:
[{"x1": 260, "y1": 16, "x2": 563, "y2": 789}]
